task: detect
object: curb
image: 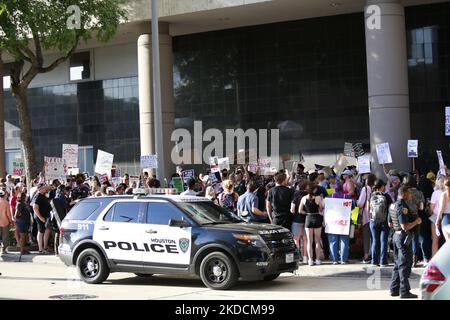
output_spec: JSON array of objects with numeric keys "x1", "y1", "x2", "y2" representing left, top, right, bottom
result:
[{"x1": 0, "y1": 253, "x2": 62, "y2": 265}]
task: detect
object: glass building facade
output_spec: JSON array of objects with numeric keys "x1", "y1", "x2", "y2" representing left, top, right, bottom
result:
[{"x1": 2, "y1": 2, "x2": 450, "y2": 175}]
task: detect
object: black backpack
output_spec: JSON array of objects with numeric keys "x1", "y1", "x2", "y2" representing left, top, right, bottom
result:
[{"x1": 369, "y1": 191, "x2": 388, "y2": 224}]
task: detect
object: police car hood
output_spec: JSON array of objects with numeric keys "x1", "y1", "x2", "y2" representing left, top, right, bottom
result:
[{"x1": 204, "y1": 222, "x2": 290, "y2": 235}]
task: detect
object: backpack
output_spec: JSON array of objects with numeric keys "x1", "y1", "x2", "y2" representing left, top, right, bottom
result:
[
  {"x1": 369, "y1": 191, "x2": 388, "y2": 224},
  {"x1": 221, "y1": 192, "x2": 236, "y2": 213}
]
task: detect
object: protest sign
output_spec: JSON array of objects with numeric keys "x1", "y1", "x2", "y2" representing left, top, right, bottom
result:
[
  {"x1": 343, "y1": 142, "x2": 354, "y2": 157},
  {"x1": 62, "y1": 144, "x2": 78, "y2": 168},
  {"x1": 44, "y1": 157, "x2": 67, "y2": 181},
  {"x1": 376, "y1": 143, "x2": 393, "y2": 164},
  {"x1": 334, "y1": 155, "x2": 348, "y2": 176},
  {"x1": 68, "y1": 168, "x2": 79, "y2": 176},
  {"x1": 209, "y1": 156, "x2": 220, "y2": 173},
  {"x1": 98, "y1": 174, "x2": 109, "y2": 184},
  {"x1": 13, "y1": 159, "x2": 25, "y2": 176},
  {"x1": 258, "y1": 157, "x2": 271, "y2": 175},
  {"x1": 95, "y1": 150, "x2": 114, "y2": 175},
  {"x1": 218, "y1": 157, "x2": 230, "y2": 171},
  {"x1": 324, "y1": 198, "x2": 352, "y2": 236},
  {"x1": 182, "y1": 169, "x2": 195, "y2": 183},
  {"x1": 352, "y1": 142, "x2": 365, "y2": 158},
  {"x1": 446, "y1": 107, "x2": 450, "y2": 136},
  {"x1": 407, "y1": 140, "x2": 418, "y2": 158},
  {"x1": 140, "y1": 154, "x2": 158, "y2": 169},
  {"x1": 357, "y1": 154, "x2": 371, "y2": 174},
  {"x1": 437, "y1": 150, "x2": 445, "y2": 175},
  {"x1": 172, "y1": 177, "x2": 184, "y2": 194},
  {"x1": 130, "y1": 175, "x2": 140, "y2": 188},
  {"x1": 111, "y1": 177, "x2": 121, "y2": 187},
  {"x1": 248, "y1": 163, "x2": 258, "y2": 174}
]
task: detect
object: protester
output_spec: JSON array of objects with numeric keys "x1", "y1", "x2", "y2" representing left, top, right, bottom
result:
[
  {"x1": 437, "y1": 178, "x2": 450, "y2": 242},
  {"x1": 0, "y1": 189, "x2": 13, "y2": 254},
  {"x1": 429, "y1": 176, "x2": 444, "y2": 256},
  {"x1": 32, "y1": 183, "x2": 52, "y2": 254},
  {"x1": 266, "y1": 173, "x2": 294, "y2": 229},
  {"x1": 357, "y1": 173, "x2": 376, "y2": 263},
  {"x1": 181, "y1": 178, "x2": 197, "y2": 196},
  {"x1": 291, "y1": 180, "x2": 309, "y2": 264},
  {"x1": 300, "y1": 182, "x2": 324, "y2": 266},
  {"x1": 342, "y1": 169, "x2": 357, "y2": 198},
  {"x1": 218, "y1": 180, "x2": 239, "y2": 214},
  {"x1": 90, "y1": 176, "x2": 102, "y2": 194},
  {"x1": 14, "y1": 192, "x2": 31, "y2": 255},
  {"x1": 237, "y1": 179, "x2": 268, "y2": 223},
  {"x1": 369, "y1": 179, "x2": 392, "y2": 266},
  {"x1": 204, "y1": 186, "x2": 218, "y2": 205}
]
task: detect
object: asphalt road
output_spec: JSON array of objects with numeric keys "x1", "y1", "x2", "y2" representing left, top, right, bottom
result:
[{"x1": 0, "y1": 254, "x2": 422, "y2": 300}]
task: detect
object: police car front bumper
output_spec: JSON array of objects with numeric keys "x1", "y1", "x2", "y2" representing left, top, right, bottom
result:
[{"x1": 58, "y1": 244, "x2": 73, "y2": 266}]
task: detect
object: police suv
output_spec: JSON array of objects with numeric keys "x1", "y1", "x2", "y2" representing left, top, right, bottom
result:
[{"x1": 58, "y1": 190, "x2": 299, "y2": 290}]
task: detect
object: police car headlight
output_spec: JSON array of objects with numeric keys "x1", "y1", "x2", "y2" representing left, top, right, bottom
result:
[{"x1": 233, "y1": 234, "x2": 264, "y2": 248}]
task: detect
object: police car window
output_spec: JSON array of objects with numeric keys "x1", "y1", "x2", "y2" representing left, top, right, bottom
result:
[
  {"x1": 147, "y1": 202, "x2": 185, "y2": 225},
  {"x1": 65, "y1": 201, "x2": 101, "y2": 221},
  {"x1": 178, "y1": 201, "x2": 243, "y2": 225},
  {"x1": 112, "y1": 202, "x2": 141, "y2": 223},
  {"x1": 103, "y1": 207, "x2": 114, "y2": 222}
]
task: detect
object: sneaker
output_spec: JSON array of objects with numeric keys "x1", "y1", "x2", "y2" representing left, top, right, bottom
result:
[
  {"x1": 380, "y1": 264, "x2": 389, "y2": 267},
  {"x1": 390, "y1": 291, "x2": 400, "y2": 297},
  {"x1": 340, "y1": 261, "x2": 347, "y2": 265},
  {"x1": 332, "y1": 261, "x2": 338, "y2": 265},
  {"x1": 400, "y1": 292, "x2": 418, "y2": 299},
  {"x1": 315, "y1": 260, "x2": 321, "y2": 265},
  {"x1": 308, "y1": 259, "x2": 314, "y2": 266},
  {"x1": 302, "y1": 256, "x2": 308, "y2": 264},
  {"x1": 362, "y1": 259, "x2": 371, "y2": 264}
]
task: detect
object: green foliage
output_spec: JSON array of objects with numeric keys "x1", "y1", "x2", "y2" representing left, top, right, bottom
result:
[{"x1": 0, "y1": 0, "x2": 127, "y2": 61}]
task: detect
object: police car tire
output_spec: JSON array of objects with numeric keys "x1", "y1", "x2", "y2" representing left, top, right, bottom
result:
[
  {"x1": 199, "y1": 252, "x2": 238, "y2": 290},
  {"x1": 263, "y1": 273, "x2": 280, "y2": 281},
  {"x1": 76, "y1": 248, "x2": 110, "y2": 284}
]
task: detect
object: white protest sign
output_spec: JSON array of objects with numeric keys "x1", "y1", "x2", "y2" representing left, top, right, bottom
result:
[
  {"x1": 44, "y1": 157, "x2": 67, "y2": 181},
  {"x1": 376, "y1": 143, "x2": 393, "y2": 164},
  {"x1": 218, "y1": 157, "x2": 230, "y2": 171},
  {"x1": 343, "y1": 142, "x2": 354, "y2": 157},
  {"x1": 111, "y1": 177, "x2": 121, "y2": 187},
  {"x1": 68, "y1": 168, "x2": 79, "y2": 176},
  {"x1": 209, "y1": 156, "x2": 220, "y2": 173},
  {"x1": 446, "y1": 107, "x2": 450, "y2": 136},
  {"x1": 334, "y1": 154, "x2": 348, "y2": 176},
  {"x1": 437, "y1": 150, "x2": 445, "y2": 175},
  {"x1": 62, "y1": 144, "x2": 78, "y2": 168},
  {"x1": 130, "y1": 175, "x2": 140, "y2": 188},
  {"x1": 324, "y1": 198, "x2": 352, "y2": 236},
  {"x1": 407, "y1": 140, "x2": 418, "y2": 158},
  {"x1": 140, "y1": 154, "x2": 158, "y2": 169},
  {"x1": 258, "y1": 157, "x2": 271, "y2": 175},
  {"x1": 95, "y1": 150, "x2": 114, "y2": 175},
  {"x1": 357, "y1": 154, "x2": 371, "y2": 174}
]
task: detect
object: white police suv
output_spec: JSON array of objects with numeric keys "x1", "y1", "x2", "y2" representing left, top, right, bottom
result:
[{"x1": 58, "y1": 191, "x2": 299, "y2": 290}]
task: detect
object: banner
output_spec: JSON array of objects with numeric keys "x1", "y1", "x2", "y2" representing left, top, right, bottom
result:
[
  {"x1": 357, "y1": 154, "x2": 371, "y2": 174},
  {"x1": 62, "y1": 144, "x2": 78, "y2": 168},
  {"x1": 95, "y1": 150, "x2": 114, "y2": 175},
  {"x1": 376, "y1": 142, "x2": 393, "y2": 164},
  {"x1": 446, "y1": 107, "x2": 450, "y2": 136},
  {"x1": 13, "y1": 159, "x2": 25, "y2": 176},
  {"x1": 324, "y1": 198, "x2": 352, "y2": 236},
  {"x1": 407, "y1": 140, "x2": 418, "y2": 158},
  {"x1": 182, "y1": 169, "x2": 195, "y2": 183},
  {"x1": 140, "y1": 154, "x2": 158, "y2": 169},
  {"x1": 44, "y1": 157, "x2": 67, "y2": 181}
]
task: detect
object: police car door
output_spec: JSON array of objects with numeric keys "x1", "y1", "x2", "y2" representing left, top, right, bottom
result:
[
  {"x1": 93, "y1": 200, "x2": 147, "y2": 266},
  {"x1": 142, "y1": 200, "x2": 192, "y2": 267}
]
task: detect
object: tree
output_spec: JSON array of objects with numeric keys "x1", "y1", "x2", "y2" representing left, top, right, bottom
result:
[{"x1": 0, "y1": 0, "x2": 127, "y2": 189}]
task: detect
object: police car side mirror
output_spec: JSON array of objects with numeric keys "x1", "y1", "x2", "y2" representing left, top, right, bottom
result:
[{"x1": 169, "y1": 219, "x2": 191, "y2": 228}]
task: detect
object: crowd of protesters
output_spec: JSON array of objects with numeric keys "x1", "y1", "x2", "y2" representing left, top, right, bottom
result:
[{"x1": 0, "y1": 162, "x2": 448, "y2": 268}]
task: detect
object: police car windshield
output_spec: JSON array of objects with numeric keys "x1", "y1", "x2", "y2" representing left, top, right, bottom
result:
[{"x1": 178, "y1": 201, "x2": 243, "y2": 225}]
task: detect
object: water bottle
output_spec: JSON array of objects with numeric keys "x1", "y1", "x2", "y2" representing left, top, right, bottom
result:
[{"x1": 436, "y1": 225, "x2": 441, "y2": 237}]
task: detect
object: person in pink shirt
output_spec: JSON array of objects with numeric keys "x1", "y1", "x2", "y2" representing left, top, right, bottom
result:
[
  {"x1": 0, "y1": 189, "x2": 13, "y2": 254},
  {"x1": 10, "y1": 185, "x2": 21, "y2": 245}
]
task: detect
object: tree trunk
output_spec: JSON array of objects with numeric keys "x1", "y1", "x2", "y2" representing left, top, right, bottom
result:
[{"x1": 10, "y1": 85, "x2": 37, "y2": 192}]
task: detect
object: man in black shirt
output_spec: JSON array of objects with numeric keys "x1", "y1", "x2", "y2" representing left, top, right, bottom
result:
[
  {"x1": 32, "y1": 183, "x2": 52, "y2": 254},
  {"x1": 266, "y1": 173, "x2": 295, "y2": 229}
]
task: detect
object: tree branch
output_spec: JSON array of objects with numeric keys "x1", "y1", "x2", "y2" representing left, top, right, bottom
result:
[
  {"x1": 32, "y1": 32, "x2": 43, "y2": 66},
  {"x1": 38, "y1": 35, "x2": 80, "y2": 74}
]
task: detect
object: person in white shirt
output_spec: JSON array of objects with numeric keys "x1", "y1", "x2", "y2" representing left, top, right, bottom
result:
[
  {"x1": 429, "y1": 177, "x2": 444, "y2": 257},
  {"x1": 180, "y1": 178, "x2": 197, "y2": 196}
]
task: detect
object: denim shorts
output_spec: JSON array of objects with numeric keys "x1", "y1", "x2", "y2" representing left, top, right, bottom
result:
[
  {"x1": 442, "y1": 214, "x2": 450, "y2": 227},
  {"x1": 15, "y1": 220, "x2": 30, "y2": 234}
]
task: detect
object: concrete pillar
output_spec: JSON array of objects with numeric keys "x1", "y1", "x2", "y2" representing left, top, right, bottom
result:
[
  {"x1": 0, "y1": 52, "x2": 6, "y2": 178},
  {"x1": 137, "y1": 22, "x2": 175, "y2": 180},
  {"x1": 365, "y1": 0, "x2": 411, "y2": 176}
]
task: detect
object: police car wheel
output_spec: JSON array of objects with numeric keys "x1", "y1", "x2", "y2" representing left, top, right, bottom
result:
[
  {"x1": 134, "y1": 273, "x2": 153, "y2": 278},
  {"x1": 76, "y1": 248, "x2": 110, "y2": 284},
  {"x1": 199, "y1": 252, "x2": 238, "y2": 290},
  {"x1": 263, "y1": 273, "x2": 280, "y2": 281}
]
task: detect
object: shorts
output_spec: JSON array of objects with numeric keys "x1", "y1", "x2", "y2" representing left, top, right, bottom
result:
[
  {"x1": 15, "y1": 220, "x2": 30, "y2": 234},
  {"x1": 291, "y1": 222, "x2": 305, "y2": 237},
  {"x1": 34, "y1": 215, "x2": 47, "y2": 233},
  {"x1": 305, "y1": 213, "x2": 323, "y2": 229},
  {"x1": 442, "y1": 214, "x2": 450, "y2": 227}
]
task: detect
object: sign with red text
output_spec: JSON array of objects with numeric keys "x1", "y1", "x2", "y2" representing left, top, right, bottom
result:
[
  {"x1": 324, "y1": 198, "x2": 352, "y2": 236},
  {"x1": 44, "y1": 157, "x2": 67, "y2": 181},
  {"x1": 62, "y1": 144, "x2": 78, "y2": 168},
  {"x1": 13, "y1": 159, "x2": 25, "y2": 176}
]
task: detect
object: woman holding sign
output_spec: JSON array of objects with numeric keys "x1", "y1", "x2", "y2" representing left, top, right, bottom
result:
[{"x1": 299, "y1": 183, "x2": 324, "y2": 266}]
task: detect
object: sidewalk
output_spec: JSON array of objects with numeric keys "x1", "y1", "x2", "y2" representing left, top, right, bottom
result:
[{"x1": 0, "y1": 252, "x2": 425, "y2": 279}]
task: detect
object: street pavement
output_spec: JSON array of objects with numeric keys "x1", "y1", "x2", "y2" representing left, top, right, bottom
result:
[{"x1": 0, "y1": 252, "x2": 422, "y2": 300}]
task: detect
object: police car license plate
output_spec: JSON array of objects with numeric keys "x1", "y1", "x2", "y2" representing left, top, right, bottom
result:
[{"x1": 285, "y1": 253, "x2": 294, "y2": 264}]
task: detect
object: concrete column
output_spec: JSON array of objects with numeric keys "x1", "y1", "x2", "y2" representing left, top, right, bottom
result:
[
  {"x1": 137, "y1": 22, "x2": 175, "y2": 180},
  {"x1": 0, "y1": 52, "x2": 6, "y2": 178},
  {"x1": 365, "y1": 0, "x2": 411, "y2": 176}
]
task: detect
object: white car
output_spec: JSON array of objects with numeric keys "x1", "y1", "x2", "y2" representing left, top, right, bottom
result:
[{"x1": 420, "y1": 226, "x2": 450, "y2": 300}]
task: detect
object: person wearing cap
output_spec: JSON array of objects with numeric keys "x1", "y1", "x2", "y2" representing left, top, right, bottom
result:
[
  {"x1": 357, "y1": 173, "x2": 377, "y2": 264},
  {"x1": 341, "y1": 169, "x2": 356, "y2": 199},
  {"x1": 107, "y1": 187, "x2": 116, "y2": 196},
  {"x1": 32, "y1": 183, "x2": 52, "y2": 254},
  {"x1": 0, "y1": 189, "x2": 13, "y2": 254}
]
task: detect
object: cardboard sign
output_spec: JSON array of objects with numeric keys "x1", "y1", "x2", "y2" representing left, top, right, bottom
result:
[
  {"x1": 140, "y1": 154, "x2": 158, "y2": 169},
  {"x1": 218, "y1": 157, "x2": 230, "y2": 171},
  {"x1": 172, "y1": 177, "x2": 184, "y2": 194},
  {"x1": 343, "y1": 142, "x2": 354, "y2": 157},
  {"x1": 407, "y1": 140, "x2": 418, "y2": 158},
  {"x1": 98, "y1": 174, "x2": 109, "y2": 184},
  {"x1": 182, "y1": 169, "x2": 195, "y2": 184},
  {"x1": 13, "y1": 159, "x2": 25, "y2": 176},
  {"x1": 446, "y1": 107, "x2": 450, "y2": 136},
  {"x1": 437, "y1": 150, "x2": 445, "y2": 175},
  {"x1": 68, "y1": 168, "x2": 79, "y2": 176},
  {"x1": 324, "y1": 198, "x2": 352, "y2": 236},
  {"x1": 334, "y1": 154, "x2": 348, "y2": 176},
  {"x1": 352, "y1": 142, "x2": 365, "y2": 158},
  {"x1": 258, "y1": 157, "x2": 271, "y2": 175},
  {"x1": 62, "y1": 144, "x2": 78, "y2": 168},
  {"x1": 95, "y1": 150, "x2": 114, "y2": 175},
  {"x1": 110, "y1": 177, "x2": 121, "y2": 187},
  {"x1": 248, "y1": 163, "x2": 258, "y2": 174},
  {"x1": 44, "y1": 157, "x2": 67, "y2": 181},
  {"x1": 209, "y1": 156, "x2": 220, "y2": 173},
  {"x1": 130, "y1": 175, "x2": 140, "y2": 188},
  {"x1": 376, "y1": 143, "x2": 393, "y2": 164},
  {"x1": 357, "y1": 154, "x2": 371, "y2": 174}
]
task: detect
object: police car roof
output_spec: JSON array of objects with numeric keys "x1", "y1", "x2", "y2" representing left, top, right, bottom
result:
[{"x1": 95, "y1": 195, "x2": 210, "y2": 203}]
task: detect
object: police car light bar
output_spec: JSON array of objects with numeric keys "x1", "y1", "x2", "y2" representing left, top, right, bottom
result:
[{"x1": 133, "y1": 188, "x2": 179, "y2": 196}]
